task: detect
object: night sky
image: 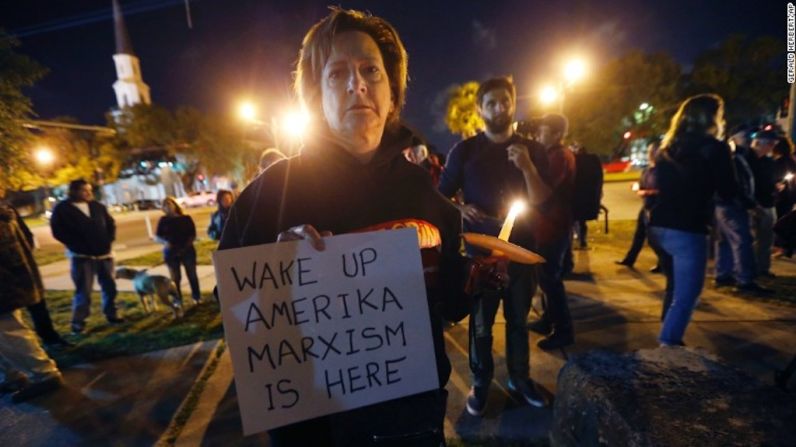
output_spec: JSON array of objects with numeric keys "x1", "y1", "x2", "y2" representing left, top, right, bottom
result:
[{"x1": 2, "y1": 0, "x2": 786, "y2": 151}]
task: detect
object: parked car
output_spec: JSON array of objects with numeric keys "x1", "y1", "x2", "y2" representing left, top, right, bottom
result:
[
  {"x1": 135, "y1": 199, "x2": 162, "y2": 210},
  {"x1": 176, "y1": 191, "x2": 216, "y2": 208}
]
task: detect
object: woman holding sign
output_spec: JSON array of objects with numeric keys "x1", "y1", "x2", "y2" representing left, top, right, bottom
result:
[{"x1": 219, "y1": 8, "x2": 504, "y2": 446}]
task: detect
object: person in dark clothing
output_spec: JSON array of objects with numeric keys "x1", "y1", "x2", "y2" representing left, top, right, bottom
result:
[
  {"x1": 0, "y1": 201, "x2": 64, "y2": 403},
  {"x1": 616, "y1": 140, "x2": 661, "y2": 271},
  {"x1": 772, "y1": 136, "x2": 796, "y2": 219},
  {"x1": 0, "y1": 194, "x2": 71, "y2": 347},
  {"x1": 50, "y1": 179, "x2": 122, "y2": 334},
  {"x1": 647, "y1": 94, "x2": 737, "y2": 346},
  {"x1": 155, "y1": 197, "x2": 200, "y2": 304},
  {"x1": 219, "y1": 9, "x2": 504, "y2": 446},
  {"x1": 746, "y1": 130, "x2": 780, "y2": 277},
  {"x1": 525, "y1": 114, "x2": 577, "y2": 351},
  {"x1": 570, "y1": 144, "x2": 603, "y2": 250},
  {"x1": 258, "y1": 148, "x2": 287, "y2": 176},
  {"x1": 713, "y1": 126, "x2": 771, "y2": 295},
  {"x1": 207, "y1": 189, "x2": 234, "y2": 241},
  {"x1": 438, "y1": 76, "x2": 551, "y2": 417}
]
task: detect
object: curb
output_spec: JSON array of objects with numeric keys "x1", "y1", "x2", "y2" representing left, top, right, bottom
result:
[{"x1": 155, "y1": 339, "x2": 226, "y2": 446}]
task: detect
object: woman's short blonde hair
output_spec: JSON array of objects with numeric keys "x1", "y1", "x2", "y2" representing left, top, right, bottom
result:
[{"x1": 294, "y1": 7, "x2": 408, "y2": 127}]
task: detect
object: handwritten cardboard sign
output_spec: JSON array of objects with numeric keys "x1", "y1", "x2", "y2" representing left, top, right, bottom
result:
[{"x1": 213, "y1": 228, "x2": 439, "y2": 435}]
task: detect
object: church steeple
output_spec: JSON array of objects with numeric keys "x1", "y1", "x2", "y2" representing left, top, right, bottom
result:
[
  {"x1": 111, "y1": 0, "x2": 150, "y2": 108},
  {"x1": 113, "y1": 0, "x2": 134, "y2": 55}
]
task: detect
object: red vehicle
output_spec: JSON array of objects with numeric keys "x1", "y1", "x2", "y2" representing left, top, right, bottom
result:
[{"x1": 602, "y1": 160, "x2": 632, "y2": 173}]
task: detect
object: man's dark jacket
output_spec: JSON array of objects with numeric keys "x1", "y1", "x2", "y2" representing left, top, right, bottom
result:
[{"x1": 50, "y1": 199, "x2": 116, "y2": 256}]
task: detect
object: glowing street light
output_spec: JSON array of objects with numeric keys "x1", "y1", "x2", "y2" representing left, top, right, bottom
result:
[
  {"x1": 34, "y1": 146, "x2": 55, "y2": 167},
  {"x1": 563, "y1": 57, "x2": 587, "y2": 85},
  {"x1": 539, "y1": 85, "x2": 560, "y2": 106},
  {"x1": 281, "y1": 108, "x2": 311, "y2": 140},
  {"x1": 238, "y1": 100, "x2": 259, "y2": 123}
]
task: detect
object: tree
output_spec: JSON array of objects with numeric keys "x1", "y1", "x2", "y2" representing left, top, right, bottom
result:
[
  {"x1": 444, "y1": 81, "x2": 484, "y2": 139},
  {"x1": 111, "y1": 104, "x2": 251, "y2": 188},
  {"x1": 561, "y1": 51, "x2": 682, "y2": 156},
  {"x1": 23, "y1": 119, "x2": 123, "y2": 190},
  {"x1": 0, "y1": 29, "x2": 47, "y2": 191},
  {"x1": 111, "y1": 103, "x2": 177, "y2": 149},
  {"x1": 687, "y1": 35, "x2": 787, "y2": 126}
]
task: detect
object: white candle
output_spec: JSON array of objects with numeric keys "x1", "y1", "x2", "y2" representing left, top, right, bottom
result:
[
  {"x1": 145, "y1": 214, "x2": 153, "y2": 238},
  {"x1": 497, "y1": 201, "x2": 526, "y2": 241}
]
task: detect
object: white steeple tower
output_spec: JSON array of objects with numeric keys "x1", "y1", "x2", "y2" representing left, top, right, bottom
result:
[{"x1": 111, "y1": 0, "x2": 150, "y2": 108}]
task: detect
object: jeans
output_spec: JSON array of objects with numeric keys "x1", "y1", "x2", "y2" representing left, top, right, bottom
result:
[
  {"x1": 536, "y1": 234, "x2": 573, "y2": 334},
  {"x1": 648, "y1": 226, "x2": 707, "y2": 345},
  {"x1": 165, "y1": 246, "x2": 201, "y2": 302},
  {"x1": 714, "y1": 204, "x2": 755, "y2": 285},
  {"x1": 469, "y1": 262, "x2": 536, "y2": 387},
  {"x1": 750, "y1": 206, "x2": 776, "y2": 275},
  {"x1": 70, "y1": 257, "x2": 118, "y2": 326}
]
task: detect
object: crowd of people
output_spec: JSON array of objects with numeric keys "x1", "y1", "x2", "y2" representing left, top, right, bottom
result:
[{"x1": 1, "y1": 6, "x2": 794, "y2": 445}]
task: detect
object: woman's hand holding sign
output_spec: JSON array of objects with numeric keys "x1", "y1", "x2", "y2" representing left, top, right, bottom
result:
[{"x1": 277, "y1": 224, "x2": 333, "y2": 251}]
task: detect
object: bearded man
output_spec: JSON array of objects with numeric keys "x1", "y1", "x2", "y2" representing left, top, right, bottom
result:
[{"x1": 438, "y1": 76, "x2": 551, "y2": 416}]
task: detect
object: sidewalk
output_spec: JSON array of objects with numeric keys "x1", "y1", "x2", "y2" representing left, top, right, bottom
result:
[
  {"x1": 0, "y1": 341, "x2": 220, "y2": 446},
  {"x1": 6, "y1": 242, "x2": 795, "y2": 445}
]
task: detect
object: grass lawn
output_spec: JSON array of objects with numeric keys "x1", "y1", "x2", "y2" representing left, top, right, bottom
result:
[
  {"x1": 22, "y1": 215, "x2": 49, "y2": 228},
  {"x1": 34, "y1": 245, "x2": 67, "y2": 266},
  {"x1": 587, "y1": 219, "x2": 796, "y2": 306},
  {"x1": 120, "y1": 238, "x2": 218, "y2": 267},
  {"x1": 28, "y1": 290, "x2": 223, "y2": 368}
]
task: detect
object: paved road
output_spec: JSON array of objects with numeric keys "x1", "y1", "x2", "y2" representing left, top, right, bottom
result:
[
  {"x1": 601, "y1": 180, "x2": 639, "y2": 221},
  {"x1": 31, "y1": 182, "x2": 638, "y2": 254},
  {"x1": 31, "y1": 207, "x2": 214, "y2": 252}
]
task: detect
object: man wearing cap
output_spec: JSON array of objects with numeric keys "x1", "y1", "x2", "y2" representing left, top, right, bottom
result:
[
  {"x1": 746, "y1": 130, "x2": 780, "y2": 278},
  {"x1": 526, "y1": 113, "x2": 577, "y2": 350},
  {"x1": 714, "y1": 126, "x2": 772, "y2": 295}
]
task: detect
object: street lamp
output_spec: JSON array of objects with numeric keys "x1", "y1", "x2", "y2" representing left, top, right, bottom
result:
[
  {"x1": 537, "y1": 56, "x2": 589, "y2": 113},
  {"x1": 539, "y1": 85, "x2": 560, "y2": 107},
  {"x1": 281, "y1": 108, "x2": 311, "y2": 141},
  {"x1": 563, "y1": 57, "x2": 587, "y2": 85},
  {"x1": 34, "y1": 146, "x2": 55, "y2": 167},
  {"x1": 238, "y1": 100, "x2": 260, "y2": 124},
  {"x1": 33, "y1": 146, "x2": 56, "y2": 215}
]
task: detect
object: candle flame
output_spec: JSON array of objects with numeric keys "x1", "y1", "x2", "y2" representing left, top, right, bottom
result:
[{"x1": 498, "y1": 200, "x2": 526, "y2": 241}]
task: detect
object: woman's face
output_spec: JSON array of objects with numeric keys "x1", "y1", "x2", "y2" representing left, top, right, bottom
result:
[
  {"x1": 321, "y1": 31, "x2": 393, "y2": 159},
  {"x1": 220, "y1": 193, "x2": 233, "y2": 208},
  {"x1": 164, "y1": 201, "x2": 176, "y2": 215}
]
